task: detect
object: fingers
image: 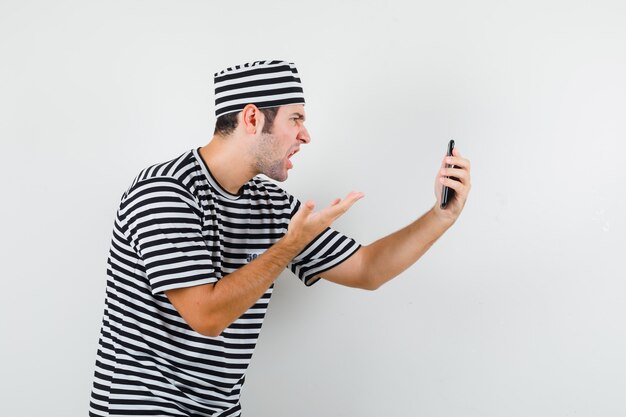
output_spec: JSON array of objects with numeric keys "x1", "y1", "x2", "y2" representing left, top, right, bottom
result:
[
  {"x1": 293, "y1": 200, "x2": 315, "y2": 218},
  {"x1": 441, "y1": 147, "x2": 470, "y2": 171},
  {"x1": 440, "y1": 167, "x2": 470, "y2": 184},
  {"x1": 320, "y1": 191, "x2": 364, "y2": 220},
  {"x1": 439, "y1": 176, "x2": 464, "y2": 191},
  {"x1": 296, "y1": 193, "x2": 364, "y2": 221},
  {"x1": 446, "y1": 155, "x2": 470, "y2": 171},
  {"x1": 439, "y1": 166, "x2": 471, "y2": 194},
  {"x1": 339, "y1": 191, "x2": 365, "y2": 209},
  {"x1": 292, "y1": 199, "x2": 316, "y2": 223},
  {"x1": 439, "y1": 148, "x2": 471, "y2": 194},
  {"x1": 344, "y1": 191, "x2": 365, "y2": 203},
  {"x1": 438, "y1": 147, "x2": 471, "y2": 200},
  {"x1": 331, "y1": 191, "x2": 365, "y2": 212}
]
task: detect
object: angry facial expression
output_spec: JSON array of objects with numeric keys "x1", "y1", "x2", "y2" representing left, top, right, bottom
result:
[{"x1": 253, "y1": 104, "x2": 310, "y2": 182}]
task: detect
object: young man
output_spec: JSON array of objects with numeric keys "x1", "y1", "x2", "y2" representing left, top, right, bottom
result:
[{"x1": 89, "y1": 60, "x2": 471, "y2": 416}]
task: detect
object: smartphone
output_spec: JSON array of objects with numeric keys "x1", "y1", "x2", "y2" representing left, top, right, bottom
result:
[{"x1": 440, "y1": 140, "x2": 455, "y2": 209}]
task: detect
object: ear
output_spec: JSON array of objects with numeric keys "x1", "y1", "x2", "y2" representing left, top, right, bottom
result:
[{"x1": 240, "y1": 104, "x2": 264, "y2": 135}]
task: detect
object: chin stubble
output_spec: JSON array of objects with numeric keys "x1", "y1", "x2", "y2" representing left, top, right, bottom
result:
[{"x1": 254, "y1": 133, "x2": 288, "y2": 182}]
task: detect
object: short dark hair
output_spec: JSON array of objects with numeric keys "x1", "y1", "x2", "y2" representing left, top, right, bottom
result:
[{"x1": 213, "y1": 107, "x2": 279, "y2": 137}]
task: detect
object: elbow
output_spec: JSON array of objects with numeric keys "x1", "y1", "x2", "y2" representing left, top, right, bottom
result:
[
  {"x1": 354, "y1": 251, "x2": 382, "y2": 291},
  {"x1": 166, "y1": 287, "x2": 229, "y2": 337},
  {"x1": 361, "y1": 275, "x2": 382, "y2": 291},
  {"x1": 189, "y1": 318, "x2": 227, "y2": 338},
  {"x1": 360, "y1": 269, "x2": 396, "y2": 291},
  {"x1": 197, "y1": 325, "x2": 224, "y2": 338}
]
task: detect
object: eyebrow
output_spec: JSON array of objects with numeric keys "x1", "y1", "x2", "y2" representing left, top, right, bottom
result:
[{"x1": 290, "y1": 112, "x2": 306, "y2": 121}]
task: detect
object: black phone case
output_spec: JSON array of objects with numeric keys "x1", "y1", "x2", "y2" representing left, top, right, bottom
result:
[{"x1": 440, "y1": 140, "x2": 455, "y2": 209}]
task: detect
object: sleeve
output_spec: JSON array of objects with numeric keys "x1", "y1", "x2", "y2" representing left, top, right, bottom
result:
[
  {"x1": 286, "y1": 196, "x2": 361, "y2": 287},
  {"x1": 119, "y1": 177, "x2": 217, "y2": 295}
]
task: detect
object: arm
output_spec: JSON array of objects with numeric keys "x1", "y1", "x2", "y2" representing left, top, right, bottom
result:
[
  {"x1": 322, "y1": 208, "x2": 453, "y2": 290},
  {"x1": 166, "y1": 192, "x2": 364, "y2": 337},
  {"x1": 320, "y1": 148, "x2": 472, "y2": 290},
  {"x1": 166, "y1": 237, "x2": 302, "y2": 337}
]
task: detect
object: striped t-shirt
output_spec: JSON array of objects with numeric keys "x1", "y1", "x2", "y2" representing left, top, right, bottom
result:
[{"x1": 89, "y1": 148, "x2": 360, "y2": 417}]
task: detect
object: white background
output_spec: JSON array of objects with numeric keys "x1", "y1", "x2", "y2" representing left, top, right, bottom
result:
[{"x1": 1, "y1": 0, "x2": 625, "y2": 416}]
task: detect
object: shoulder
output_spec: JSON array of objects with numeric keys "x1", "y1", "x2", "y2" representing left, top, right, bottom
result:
[
  {"x1": 122, "y1": 150, "x2": 202, "y2": 195},
  {"x1": 119, "y1": 150, "x2": 202, "y2": 211},
  {"x1": 127, "y1": 150, "x2": 198, "y2": 191}
]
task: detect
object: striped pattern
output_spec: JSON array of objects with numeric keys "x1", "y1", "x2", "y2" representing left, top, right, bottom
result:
[
  {"x1": 214, "y1": 60, "x2": 305, "y2": 117},
  {"x1": 89, "y1": 148, "x2": 360, "y2": 416}
]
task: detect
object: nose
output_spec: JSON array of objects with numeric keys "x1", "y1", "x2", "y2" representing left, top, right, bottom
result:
[{"x1": 298, "y1": 125, "x2": 311, "y2": 144}]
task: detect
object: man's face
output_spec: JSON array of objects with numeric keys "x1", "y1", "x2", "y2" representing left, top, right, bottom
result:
[{"x1": 253, "y1": 104, "x2": 310, "y2": 182}]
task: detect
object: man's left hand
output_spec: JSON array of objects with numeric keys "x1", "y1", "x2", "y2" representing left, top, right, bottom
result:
[{"x1": 433, "y1": 147, "x2": 472, "y2": 224}]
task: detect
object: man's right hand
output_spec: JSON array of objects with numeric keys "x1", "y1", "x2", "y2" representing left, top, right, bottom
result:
[{"x1": 285, "y1": 191, "x2": 365, "y2": 248}]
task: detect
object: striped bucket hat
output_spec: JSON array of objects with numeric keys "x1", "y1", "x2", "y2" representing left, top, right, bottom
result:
[{"x1": 214, "y1": 60, "x2": 305, "y2": 118}]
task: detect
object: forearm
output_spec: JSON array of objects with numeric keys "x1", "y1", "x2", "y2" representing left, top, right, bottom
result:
[
  {"x1": 206, "y1": 236, "x2": 301, "y2": 332},
  {"x1": 169, "y1": 235, "x2": 303, "y2": 337},
  {"x1": 361, "y1": 207, "x2": 453, "y2": 289}
]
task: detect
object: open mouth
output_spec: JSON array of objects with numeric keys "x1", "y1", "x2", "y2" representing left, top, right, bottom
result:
[
  {"x1": 288, "y1": 148, "x2": 299, "y2": 159},
  {"x1": 286, "y1": 148, "x2": 299, "y2": 169}
]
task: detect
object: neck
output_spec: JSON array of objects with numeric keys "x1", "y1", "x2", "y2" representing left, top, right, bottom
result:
[{"x1": 199, "y1": 135, "x2": 257, "y2": 195}]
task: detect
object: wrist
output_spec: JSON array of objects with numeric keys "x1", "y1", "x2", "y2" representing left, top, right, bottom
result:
[
  {"x1": 429, "y1": 205, "x2": 456, "y2": 229},
  {"x1": 275, "y1": 232, "x2": 306, "y2": 259}
]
